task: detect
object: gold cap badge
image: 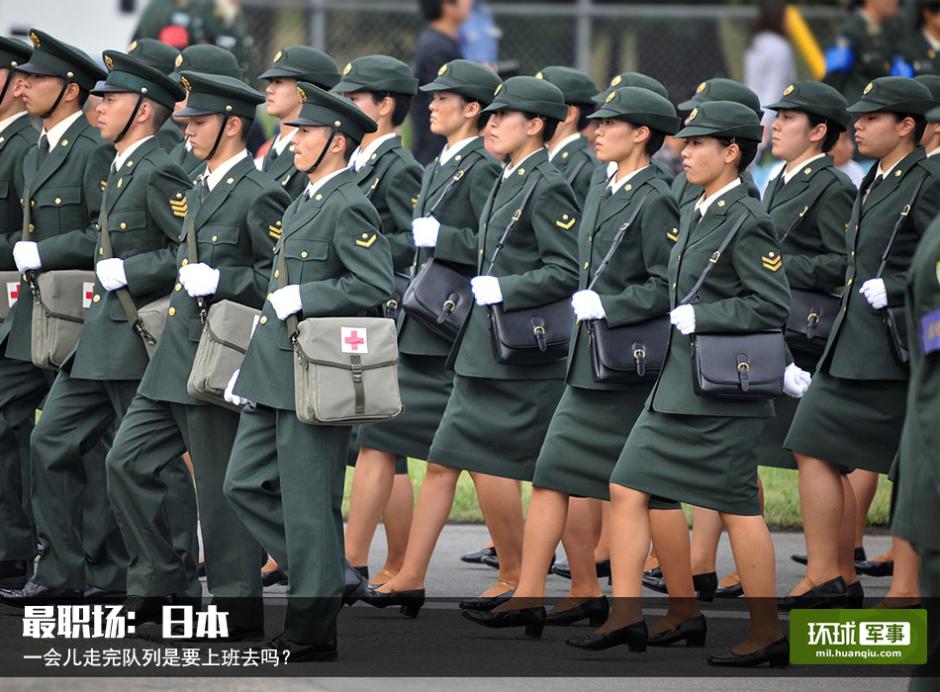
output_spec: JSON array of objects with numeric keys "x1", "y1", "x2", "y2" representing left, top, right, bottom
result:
[
  {"x1": 605, "y1": 91, "x2": 616, "y2": 103},
  {"x1": 494, "y1": 83, "x2": 503, "y2": 96},
  {"x1": 438, "y1": 64, "x2": 448, "y2": 76},
  {"x1": 175, "y1": 54, "x2": 184, "y2": 69},
  {"x1": 696, "y1": 81, "x2": 707, "y2": 94},
  {"x1": 128, "y1": 40, "x2": 138, "y2": 52},
  {"x1": 343, "y1": 62, "x2": 352, "y2": 75},
  {"x1": 273, "y1": 50, "x2": 283, "y2": 63},
  {"x1": 535, "y1": 71, "x2": 543, "y2": 79},
  {"x1": 783, "y1": 84, "x2": 795, "y2": 96},
  {"x1": 863, "y1": 82, "x2": 873, "y2": 95},
  {"x1": 297, "y1": 86, "x2": 307, "y2": 102},
  {"x1": 30, "y1": 32, "x2": 40, "y2": 48},
  {"x1": 180, "y1": 75, "x2": 192, "y2": 92},
  {"x1": 610, "y1": 75, "x2": 622, "y2": 87},
  {"x1": 687, "y1": 107, "x2": 699, "y2": 123},
  {"x1": 104, "y1": 55, "x2": 114, "y2": 71}
]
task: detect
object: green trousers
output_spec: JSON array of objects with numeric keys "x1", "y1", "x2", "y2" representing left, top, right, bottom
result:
[
  {"x1": 107, "y1": 393, "x2": 261, "y2": 616},
  {"x1": 224, "y1": 404, "x2": 349, "y2": 644},
  {"x1": 910, "y1": 544, "x2": 939, "y2": 691}
]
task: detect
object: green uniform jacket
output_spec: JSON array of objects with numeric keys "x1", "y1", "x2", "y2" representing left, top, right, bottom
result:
[
  {"x1": 903, "y1": 32, "x2": 940, "y2": 76},
  {"x1": 138, "y1": 156, "x2": 291, "y2": 404},
  {"x1": 550, "y1": 135, "x2": 596, "y2": 208},
  {"x1": 354, "y1": 135, "x2": 423, "y2": 273},
  {"x1": 168, "y1": 140, "x2": 205, "y2": 179},
  {"x1": 823, "y1": 11, "x2": 898, "y2": 103},
  {"x1": 397, "y1": 136, "x2": 500, "y2": 357},
  {"x1": 261, "y1": 137, "x2": 306, "y2": 201},
  {"x1": 67, "y1": 137, "x2": 190, "y2": 381},
  {"x1": 648, "y1": 183, "x2": 791, "y2": 417},
  {"x1": 1, "y1": 115, "x2": 113, "y2": 358},
  {"x1": 157, "y1": 120, "x2": 184, "y2": 154},
  {"x1": 671, "y1": 169, "x2": 761, "y2": 211},
  {"x1": 0, "y1": 114, "x2": 38, "y2": 268},
  {"x1": 761, "y1": 156, "x2": 854, "y2": 291},
  {"x1": 819, "y1": 149, "x2": 940, "y2": 382},
  {"x1": 234, "y1": 168, "x2": 394, "y2": 410},
  {"x1": 448, "y1": 148, "x2": 580, "y2": 380},
  {"x1": 566, "y1": 166, "x2": 679, "y2": 391}
]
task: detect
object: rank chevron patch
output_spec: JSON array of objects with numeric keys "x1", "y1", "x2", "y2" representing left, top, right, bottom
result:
[{"x1": 761, "y1": 252, "x2": 782, "y2": 272}]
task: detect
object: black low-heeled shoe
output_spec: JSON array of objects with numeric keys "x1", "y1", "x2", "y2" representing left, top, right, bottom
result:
[
  {"x1": 460, "y1": 546, "x2": 497, "y2": 564},
  {"x1": 714, "y1": 582, "x2": 744, "y2": 599},
  {"x1": 484, "y1": 553, "x2": 556, "y2": 575},
  {"x1": 261, "y1": 568, "x2": 288, "y2": 587},
  {"x1": 642, "y1": 571, "x2": 718, "y2": 602},
  {"x1": 793, "y1": 547, "x2": 867, "y2": 570},
  {"x1": 648, "y1": 614, "x2": 707, "y2": 647},
  {"x1": 459, "y1": 590, "x2": 514, "y2": 612},
  {"x1": 545, "y1": 596, "x2": 609, "y2": 626},
  {"x1": 343, "y1": 566, "x2": 369, "y2": 606},
  {"x1": 707, "y1": 637, "x2": 789, "y2": 668},
  {"x1": 361, "y1": 588, "x2": 425, "y2": 618},
  {"x1": 777, "y1": 576, "x2": 847, "y2": 611},
  {"x1": 462, "y1": 606, "x2": 547, "y2": 638},
  {"x1": 566, "y1": 620, "x2": 648, "y2": 652},
  {"x1": 552, "y1": 559, "x2": 612, "y2": 584},
  {"x1": 644, "y1": 566, "x2": 662, "y2": 579},
  {"x1": 855, "y1": 559, "x2": 893, "y2": 577},
  {"x1": 846, "y1": 580, "x2": 865, "y2": 608}
]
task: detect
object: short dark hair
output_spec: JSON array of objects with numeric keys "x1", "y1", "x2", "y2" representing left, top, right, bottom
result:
[
  {"x1": 237, "y1": 117, "x2": 254, "y2": 143},
  {"x1": 342, "y1": 134, "x2": 358, "y2": 161},
  {"x1": 522, "y1": 111, "x2": 559, "y2": 142},
  {"x1": 889, "y1": 112, "x2": 927, "y2": 143},
  {"x1": 645, "y1": 130, "x2": 666, "y2": 157},
  {"x1": 574, "y1": 103, "x2": 593, "y2": 132},
  {"x1": 370, "y1": 91, "x2": 413, "y2": 127},
  {"x1": 418, "y1": 0, "x2": 455, "y2": 23},
  {"x1": 457, "y1": 94, "x2": 488, "y2": 131},
  {"x1": 807, "y1": 113, "x2": 843, "y2": 153},
  {"x1": 148, "y1": 100, "x2": 172, "y2": 130},
  {"x1": 75, "y1": 86, "x2": 90, "y2": 108},
  {"x1": 718, "y1": 137, "x2": 759, "y2": 172}
]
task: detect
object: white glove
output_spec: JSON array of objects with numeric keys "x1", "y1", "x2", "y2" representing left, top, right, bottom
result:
[
  {"x1": 859, "y1": 278, "x2": 887, "y2": 309},
  {"x1": 13, "y1": 241, "x2": 41, "y2": 272},
  {"x1": 412, "y1": 216, "x2": 440, "y2": 248},
  {"x1": 783, "y1": 363, "x2": 812, "y2": 399},
  {"x1": 223, "y1": 369, "x2": 248, "y2": 407},
  {"x1": 670, "y1": 304, "x2": 696, "y2": 335},
  {"x1": 470, "y1": 275, "x2": 503, "y2": 306},
  {"x1": 179, "y1": 262, "x2": 220, "y2": 297},
  {"x1": 571, "y1": 290, "x2": 606, "y2": 321},
  {"x1": 96, "y1": 258, "x2": 127, "y2": 291},
  {"x1": 270, "y1": 284, "x2": 302, "y2": 320}
]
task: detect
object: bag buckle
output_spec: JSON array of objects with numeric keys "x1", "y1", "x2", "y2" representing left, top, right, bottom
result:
[
  {"x1": 736, "y1": 355, "x2": 750, "y2": 392},
  {"x1": 134, "y1": 321, "x2": 157, "y2": 345},
  {"x1": 709, "y1": 251, "x2": 721, "y2": 264},
  {"x1": 531, "y1": 319, "x2": 547, "y2": 352},
  {"x1": 632, "y1": 342, "x2": 646, "y2": 377},
  {"x1": 437, "y1": 294, "x2": 458, "y2": 324},
  {"x1": 806, "y1": 310, "x2": 820, "y2": 339}
]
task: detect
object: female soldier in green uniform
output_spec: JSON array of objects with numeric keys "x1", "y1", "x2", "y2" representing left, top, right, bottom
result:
[
  {"x1": 571, "y1": 101, "x2": 793, "y2": 665},
  {"x1": 784, "y1": 77, "x2": 940, "y2": 608},
  {"x1": 460, "y1": 86, "x2": 680, "y2": 637},
  {"x1": 350, "y1": 60, "x2": 501, "y2": 586},
  {"x1": 365, "y1": 76, "x2": 579, "y2": 613},
  {"x1": 901, "y1": 0, "x2": 940, "y2": 76}
]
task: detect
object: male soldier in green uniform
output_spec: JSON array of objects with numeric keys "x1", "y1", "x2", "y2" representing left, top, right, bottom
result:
[
  {"x1": 671, "y1": 79, "x2": 764, "y2": 210},
  {"x1": 0, "y1": 36, "x2": 38, "y2": 589},
  {"x1": 168, "y1": 44, "x2": 244, "y2": 178},
  {"x1": 223, "y1": 83, "x2": 393, "y2": 660},
  {"x1": 258, "y1": 46, "x2": 341, "y2": 200},
  {"x1": 0, "y1": 50, "x2": 192, "y2": 605},
  {"x1": 333, "y1": 55, "x2": 423, "y2": 276},
  {"x1": 0, "y1": 30, "x2": 116, "y2": 602},
  {"x1": 126, "y1": 38, "x2": 185, "y2": 155},
  {"x1": 536, "y1": 66, "x2": 599, "y2": 206},
  {"x1": 105, "y1": 71, "x2": 289, "y2": 632}
]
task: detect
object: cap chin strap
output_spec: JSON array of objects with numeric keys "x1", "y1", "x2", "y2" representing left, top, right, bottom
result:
[
  {"x1": 303, "y1": 126, "x2": 337, "y2": 175},
  {"x1": 114, "y1": 94, "x2": 145, "y2": 144},
  {"x1": 205, "y1": 114, "x2": 231, "y2": 161},
  {"x1": 38, "y1": 78, "x2": 70, "y2": 120}
]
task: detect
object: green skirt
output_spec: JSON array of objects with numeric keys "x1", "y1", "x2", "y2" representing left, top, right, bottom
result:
[
  {"x1": 532, "y1": 385, "x2": 649, "y2": 500},
  {"x1": 610, "y1": 409, "x2": 765, "y2": 516},
  {"x1": 357, "y1": 353, "x2": 454, "y2": 463},
  {"x1": 891, "y1": 415, "x2": 940, "y2": 550},
  {"x1": 756, "y1": 394, "x2": 799, "y2": 470},
  {"x1": 428, "y1": 374, "x2": 565, "y2": 481},
  {"x1": 346, "y1": 428, "x2": 408, "y2": 474},
  {"x1": 784, "y1": 371, "x2": 907, "y2": 475}
]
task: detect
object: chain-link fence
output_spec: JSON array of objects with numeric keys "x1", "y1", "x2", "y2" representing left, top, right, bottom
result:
[{"x1": 241, "y1": 1, "x2": 847, "y2": 104}]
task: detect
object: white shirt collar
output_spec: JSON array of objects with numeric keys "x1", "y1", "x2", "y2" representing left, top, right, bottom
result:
[
  {"x1": 40, "y1": 110, "x2": 83, "y2": 150},
  {"x1": 112, "y1": 135, "x2": 155, "y2": 172},
  {"x1": 694, "y1": 177, "x2": 742, "y2": 218},
  {"x1": 607, "y1": 164, "x2": 649, "y2": 195},
  {"x1": 928, "y1": 146, "x2": 940, "y2": 159},
  {"x1": 547, "y1": 133, "x2": 582, "y2": 161},
  {"x1": 0, "y1": 110, "x2": 28, "y2": 134},
  {"x1": 876, "y1": 157, "x2": 903, "y2": 179},
  {"x1": 185, "y1": 139, "x2": 192, "y2": 151},
  {"x1": 204, "y1": 149, "x2": 249, "y2": 191},
  {"x1": 606, "y1": 160, "x2": 617, "y2": 177},
  {"x1": 351, "y1": 133, "x2": 397, "y2": 171},
  {"x1": 925, "y1": 30, "x2": 940, "y2": 52},
  {"x1": 503, "y1": 148, "x2": 541, "y2": 179},
  {"x1": 781, "y1": 152, "x2": 826, "y2": 184},
  {"x1": 439, "y1": 136, "x2": 478, "y2": 165},
  {"x1": 304, "y1": 167, "x2": 346, "y2": 199},
  {"x1": 272, "y1": 128, "x2": 295, "y2": 156}
]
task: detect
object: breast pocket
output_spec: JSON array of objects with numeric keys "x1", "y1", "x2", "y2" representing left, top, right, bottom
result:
[
  {"x1": 283, "y1": 239, "x2": 330, "y2": 284},
  {"x1": 35, "y1": 185, "x2": 83, "y2": 230},
  {"x1": 0, "y1": 180, "x2": 9, "y2": 200},
  {"x1": 106, "y1": 210, "x2": 153, "y2": 258},
  {"x1": 196, "y1": 224, "x2": 240, "y2": 265}
]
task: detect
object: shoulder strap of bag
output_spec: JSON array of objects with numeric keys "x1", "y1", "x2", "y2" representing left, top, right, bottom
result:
[
  {"x1": 875, "y1": 172, "x2": 928, "y2": 280},
  {"x1": 777, "y1": 176, "x2": 838, "y2": 244},
  {"x1": 586, "y1": 188, "x2": 654, "y2": 290},
  {"x1": 184, "y1": 193, "x2": 212, "y2": 322},
  {"x1": 274, "y1": 238, "x2": 300, "y2": 341},
  {"x1": 484, "y1": 172, "x2": 543, "y2": 275},
  {"x1": 426, "y1": 151, "x2": 484, "y2": 217},
  {"x1": 363, "y1": 149, "x2": 406, "y2": 201},
  {"x1": 678, "y1": 210, "x2": 751, "y2": 306},
  {"x1": 565, "y1": 156, "x2": 590, "y2": 187}
]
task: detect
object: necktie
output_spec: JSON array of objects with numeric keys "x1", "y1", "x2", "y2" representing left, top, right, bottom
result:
[
  {"x1": 603, "y1": 186, "x2": 613, "y2": 200},
  {"x1": 37, "y1": 134, "x2": 50, "y2": 166},
  {"x1": 863, "y1": 174, "x2": 883, "y2": 205}
]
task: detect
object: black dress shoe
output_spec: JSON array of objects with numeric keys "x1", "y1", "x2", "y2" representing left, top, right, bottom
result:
[
  {"x1": 846, "y1": 580, "x2": 864, "y2": 608},
  {"x1": 642, "y1": 571, "x2": 718, "y2": 602},
  {"x1": 361, "y1": 588, "x2": 425, "y2": 618},
  {"x1": 83, "y1": 587, "x2": 126, "y2": 604},
  {"x1": 353, "y1": 565, "x2": 369, "y2": 579},
  {"x1": 552, "y1": 559, "x2": 612, "y2": 584},
  {"x1": 261, "y1": 568, "x2": 288, "y2": 587},
  {"x1": 0, "y1": 560, "x2": 31, "y2": 589},
  {"x1": 343, "y1": 566, "x2": 369, "y2": 606},
  {"x1": 714, "y1": 582, "x2": 744, "y2": 599},
  {"x1": 708, "y1": 637, "x2": 789, "y2": 668},
  {"x1": 552, "y1": 558, "x2": 570, "y2": 578},
  {"x1": 460, "y1": 546, "x2": 496, "y2": 564},
  {"x1": 546, "y1": 596, "x2": 609, "y2": 627},
  {"x1": 777, "y1": 576, "x2": 847, "y2": 611},
  {"x1": 644, "y1": 566, "x2": 662, "y2": 579},
  {"x1": 793, "y1": 547, "x2": 867, "y2": 569},
  {"x1": 648, "y1": 614, "x2": 707, "y2": 647},
  {"x1": 120, "y1": 595, "x2": 176, "y2": 626},
  {"x1": 266, "y1": 633, "x2": 338, "y2": 662},
  {"x1": 483, "y1": 553, "x2": 556, "y2": 575},
  {"x1": 459, "y1": 590, "x2": 513, "y2": 612},
  {"x1": 462, "y1": 606, "x2": 546, "y2": 638},
  {"x1": 855, "y1": 559, "x2": 894, "y2": 577},
  {"x1": 0, "y1": 580, "x2": 83, "y2": 607},
  {"x1": 566, "y1": 620, "x2": 648, "y2": 652},
  {"x1": 790, "y1": 553, "x2": 808, "y2": 566}
]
